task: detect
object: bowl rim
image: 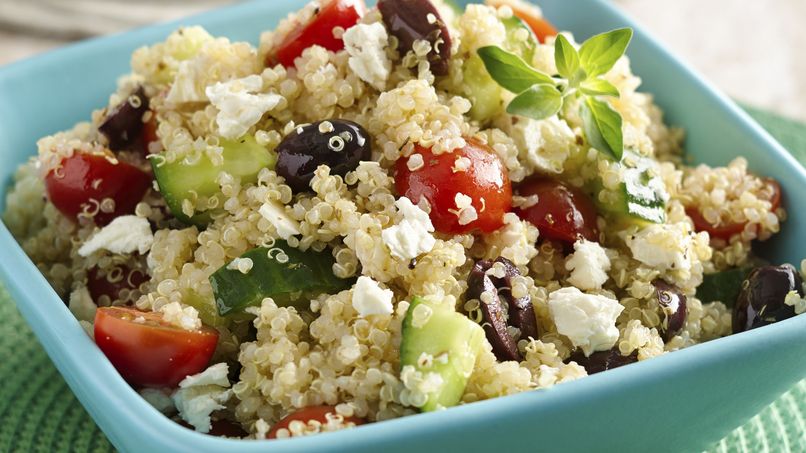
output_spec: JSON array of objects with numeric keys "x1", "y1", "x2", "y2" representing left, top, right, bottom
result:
[{"x1": 1, "y1": 0, "x2": 806, "y2": 451}]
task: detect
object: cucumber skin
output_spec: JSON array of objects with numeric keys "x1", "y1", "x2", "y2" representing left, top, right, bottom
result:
[
  {"x1": 151, "y1": 135, "x2": 276, "y2": 227},
  {"x1": 400, "y1": 296, "x2": 485, "y2": 412},
  {"x1": 697, "y1": 267, "x2": 753, "y2": 307},
  {"x1": 209, "y1": 242, "x2": 355, "y2": 316}
]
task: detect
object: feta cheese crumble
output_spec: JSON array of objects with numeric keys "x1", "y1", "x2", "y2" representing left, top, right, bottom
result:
[
  {"x1": 627, "y1": 223, "x2": 693, "y2": 272},
  {"x1": 205, "y1": 75, "x2": 282, "y2": 139},
  {"x1": 78, "y1": 215, "x2": 153, "y2": 257},
  {"x1": 352, "y1": 276, "x2": 394, "y2": 317},
  {"x1": 173, "y1": 363, "x2": 232, "y2": 433},
  {"x1": 259, "y1": 201, "x2": 301, "y2": 240},
  {"x1": 381, "y1": 196, "x2": 436, "y2": 261},
  {"x1": 566, "y1": 239, "x2": 611, "y2": 290},
  {"x1": 159, "y1": 301, "x2": 202, "y2": 331},
  {"x1": 342, "y1": 23, "x2": 392, "y2": 91},
  {"x1": 548, "y1": 287, "x2": 624, "y2": 356}
]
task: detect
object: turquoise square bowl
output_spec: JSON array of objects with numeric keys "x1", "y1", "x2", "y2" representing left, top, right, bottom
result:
[{"x1": 1, "y1": 1, "x2": 805, "y2": 452}]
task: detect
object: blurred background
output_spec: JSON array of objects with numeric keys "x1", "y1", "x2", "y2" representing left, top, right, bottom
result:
[{"x1": 0, "y1": 0, "x2": 804, "y2": 121}]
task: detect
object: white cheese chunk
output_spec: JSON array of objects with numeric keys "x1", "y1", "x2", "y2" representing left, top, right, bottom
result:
[
  {"x1": 352, "y1": 276, "x2": 394, "y2": 317},
  {"x1": 628, "y1": 223, "x2": 693, "y2": 272},
  {"x1": 78, "y1": 215, "x2": 153, "y2": 257},
  {"x1": 179, "y1": 362, "x2": 230, "y2": 388},
  {"x1": 205, "y1": 75, "x2": 282, "y2": 139},
  {"x1": 548, "y1": 287, "x2": 624, "y2": 356},
  {"x1": 259, "y1": 201, "x2": 301, "y2": 240},
  {"x1": 139, "y1": 388, "x2": 177, "y2": 415},
  {"x1": 566, "y1": 239, "x2": 611, "y2": 290},
  {"x1": 343, "y1": 23, "x2": 392, "y2": 90},
  {"x1": 382, "y1": 196, "x2": 436, "y2": 261},
  {"x1": 172, "y1": 363, "x2": 232, "y2": 433}
]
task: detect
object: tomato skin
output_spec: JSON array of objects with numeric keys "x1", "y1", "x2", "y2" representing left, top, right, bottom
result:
[
  {"x1": 394, "y1": 138, "x2": 512, "y2": 234},
  {"x1": 514, "y1": 177, "x2": 599, "y2": 244},
  {"x1": 267, "y1": 406, "x2": 366, "y2": 439},
  {"x1": 45, "y1": 153, "x2": 152, "y2": 226},
  {"x1": 94, "y1": 307, "x2": 218, "y2": 388},
  {"x1": 687, "y1": 178, "x2": 782, "y2": 241},
  {"x1": 268, "y1": 0, "x2": 366, "y2": 68},
  {"x1": 489, "y1": 0, "x2": 557, "y2": 43},
  {"x1": 87, "y1": 266, "x2": 148, "y2": 304}
]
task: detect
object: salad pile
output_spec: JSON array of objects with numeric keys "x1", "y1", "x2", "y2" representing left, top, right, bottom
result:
[{"x1": 4, "y1": 0, "x2": 805, "y2": 440}]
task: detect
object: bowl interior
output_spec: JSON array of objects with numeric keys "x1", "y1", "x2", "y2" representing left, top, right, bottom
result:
[{"x1": 1, "y1": 1, "x2": 805, "y2": 452}]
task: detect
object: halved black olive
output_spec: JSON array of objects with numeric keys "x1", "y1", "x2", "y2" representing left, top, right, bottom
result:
[
  {"x1": 99, "y1": 86, "x2": 149, "y2": 151},
  {"x1": 652, "y1": 279, "x2": 687, "y2": 341},
  {"x1": 567, "y1": 348, "x2": 638, "y2": 375},
  {"x1": 733, "y1": 264, "x2": 803, "y2": 333},
  {"x1": 275, "y1": 119, "x2": 371, "y2": 193},
  {"x1": 466, "y1": 257, "x2": 538, "y2": 361},
  {"x1": 378, "y1": 0, "x2": 453, "y2": 76}
]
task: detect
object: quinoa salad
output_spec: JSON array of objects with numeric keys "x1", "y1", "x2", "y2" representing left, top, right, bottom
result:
[{"x1": 4, "y1": 0, "x2": 806, "y2": 440}]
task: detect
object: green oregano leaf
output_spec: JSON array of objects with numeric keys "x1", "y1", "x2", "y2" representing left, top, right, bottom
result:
[
  {"x1": 477, "y1": 46, "x2": 554, "y2": 94},
  {"x1": 554, "y1": 34, "x2": 581, "y2": 83},
  {"x1": 579, "y1": 28, "x2": 633, "y2": 77},
  {"x1": 581, "y1": 96, "x2": 623, "y2": 160},
  {"x1": 580, "y1": 78, "x2": 620, "y2": 97},
  {"x1": 506, "y1": 84, "x2": 563, "y2": 120}
]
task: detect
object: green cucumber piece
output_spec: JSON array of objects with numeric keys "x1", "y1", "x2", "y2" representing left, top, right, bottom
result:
[
  {"x1": 400, "y1": 296, "x2": 484, "y2": 412},
  {"x1": 502, "y1": 15, "x2": 538, "y2": 64},
  {"x1": 151, "y1": 135, "x2": 275, "y2": 227},
  {"x1": 697, "y1": 267, "x2": 753, "y2": 307},
  {"x1": 210, "y1": 241, "x2": 354, "y2": 316},
  {"x1": 591, "y1": 151, "x2": 667, "y2": 226},
  {"x1": 463, "y1": 54, "x2": 504, "y2": 122}
]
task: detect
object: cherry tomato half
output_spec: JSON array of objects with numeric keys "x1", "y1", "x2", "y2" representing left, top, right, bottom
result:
[
  {"x1": 267, "y1": 0, "x2": 366, "y2": 68},
  {"x1": 686, "y1": 178, "x2": 782, "y2": 241},
  {"x1": 87, "y1": 266, "x2": 149, "y2": 304},
  {"x1": 45, "y1": 153, "x2": 152, "y2": 226},
  {"x1": 267, "y1": 406, "x2": 366, "y2": 439},
  {"x1": 489, "y1": 0, "x2": 557, "y2": 43},
  {"x1": 395, "y1": 138, "x2": 512, "y2": 234},
  {"x1": 514, "y1": 177, "x2": 599, "y2": 244},
  {"x1": 94, "y1": 307, "x2": 218, "y2": 388}
]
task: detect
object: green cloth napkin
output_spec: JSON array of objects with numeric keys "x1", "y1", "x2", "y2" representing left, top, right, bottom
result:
[{"x1": 0, "y1": 107, "x2": 804, "y2": 453}]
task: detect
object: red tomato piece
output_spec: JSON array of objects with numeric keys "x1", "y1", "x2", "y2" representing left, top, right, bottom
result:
[
  {"x1": 267, "y1": 405, "x2": 366, "y2": 439},
  {"x1": 87, "y1": 266, "x2": 149, "y2": 304},
  {"x1": 489, "y1": 0, "x2": 557, "y2": 43},
  {"x1": 267, "y1": 0, "x2": 366, "y2": 68},
  {"x1": 686, "y1": 178, "x2": 782, "y2": 241},
  {"x1": 395, "y1": 138, "x2": 512, "y2": 234},
  {"x1": 45, "y1": 153, "x2": 152, "y2": 226},
  {"x1": 94, "y1": 307, "x2": 219, "y2": 388},
  {"x1": 514, "y1": 177, "x2": 599, "y2": 244}
]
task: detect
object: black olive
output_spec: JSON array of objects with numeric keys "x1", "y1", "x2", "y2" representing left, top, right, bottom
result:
[
  {"x1": 275, "y1": 119, "x2": 371, "y2": 193},
  {"x1": 567, "y1": 348, "x2": 638, "y2": 375},
  {"x1": 99, "y1": 86, "x2": 149, "y2": 151},
  {"x1": 377, "y1": 0, "x2": 452, "y2": 76},
  {"x1": 733, "y1": 264, "x2": 803, "y2": 333},
  {"x1": 466, "y1": 257, "x2": 538, "y2": 361},
  {"x1": 652, "y1": 279, "x2": 687, "y2": 341}
]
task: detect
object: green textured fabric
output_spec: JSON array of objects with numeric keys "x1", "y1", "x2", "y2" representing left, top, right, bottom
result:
[{"x1": 0, "y1": 107, "x2": 804, "y2": 453}]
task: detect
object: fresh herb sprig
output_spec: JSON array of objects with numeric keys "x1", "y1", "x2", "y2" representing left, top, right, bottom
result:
[{"x1": 477, "y1": 28, "x2": 633, "y2": 161}]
